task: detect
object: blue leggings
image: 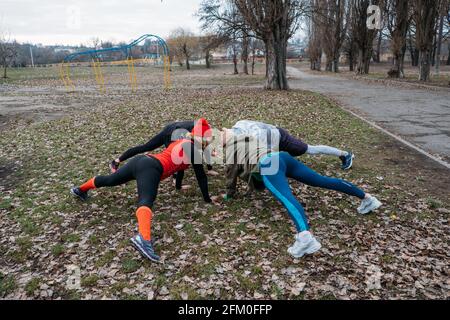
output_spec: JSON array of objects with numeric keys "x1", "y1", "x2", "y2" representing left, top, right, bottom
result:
[{"x1": 259, "y1": 152, "x2": 365, "y2": 232}]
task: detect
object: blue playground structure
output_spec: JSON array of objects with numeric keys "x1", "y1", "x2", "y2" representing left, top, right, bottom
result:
[{"x1": 60, "y1": 34, "x2": 171, "y2": 92}]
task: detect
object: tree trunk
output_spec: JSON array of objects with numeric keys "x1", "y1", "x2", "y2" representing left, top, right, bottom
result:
[
  {"x1": 412, "y1": 48, "x2": 419, "y2": 66},
  {"x1": 310, "y1": 57, "x2": 322, "y2": 71},
  {"x1": 242, "y1": 35, "x2": 249, "y2": 75},
  {"x1": 332, "y1": 49, "x2": 339, "y2": 73},
  {"x1": 205, "y1": 50, "x2": 211, "y2": 69},
  {"x1": 389, "y1": 0, "x2": 409, "y2": 78},
  {"x1": 264, "y1": 30, "x2": 288, "y2": 90},
  {"x1": 186, "y1": 57, "x2": 190, "y2": 70},
  {"x1": 418, "y1": 49, "x2": 432, "y2": 81},
  {"x1": 435, "y1": 15, "x2": 444, "y2": 75},
  {"x1": 390, "y1": 48, "x2": 406, "y2": 78},
  {"x1": 3, "y1": 64, "x2": 6, "y2": 78},
  {"x1": 348, "y1": 47, "x2": 354, "y2": 71},
  {"x1": 251, "y1": 48, "x2": 256, "y2": 75},
  {"x1": 168, "y1": 55, "x2": 173, "y2": 72},
  {"x1": 310, "y1": 53, "x2": 321, "y2": 71},
  {"x1": 374, "y1": 30, "x2": 382, "y2": 63},
  {"x1": 407, "y1": 31, "x2": 419, "y2": 67},
  {"x1": 233, "y1": 52, "x2": 238, "y2": 74},
  {"x1": 431, "y1": 34, "x2": 437, "y2": 67},
  {"x1": 331, "y1": 59, "x2": 339, "y2": 73},
  {"x1": 447, "y1": 43, "x2": 450, "y2": 65},
  {"x1": 357, "y1": 46, "x2": 372, "y2": 74},
  {"x1": 399, "y1": 46, "x2": 406, "y2": 77},
  {"x1": 325, "y1": 55, "x2": 332, "y2": 71}
]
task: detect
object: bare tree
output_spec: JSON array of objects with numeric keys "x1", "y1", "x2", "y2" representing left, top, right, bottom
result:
[
  {"x1": 234, "y1": 0, "x2": 307, "y2": 90},
  {"x1": 412, "y1": 0, "x2": 439, "y2": 81},
  {"x1": 0, "y1": 32, "x2": 18, "y2": 78},
  {"x1": 435, "y1": 0, "x2": 449, "y2": 74},
  {"x1": 241, "y1": 33, "x2": 250, "y2": 74},
  {"x1": 198, "y1": 34, "x2": 228, "y2": 68},
  {"x1": 198, "y1": 0, "x2": 252, "y2": 74},
  {"x1": 315, "y1": 0, "x2": 350, "y2": 72},
  {"x1": 350, "y1": 0, "x2": 381, "y2": 75},
  {"x1": 308, "y1": 0, "x2": 324, "y2": 70},
  {"x1": 167, "y1": 28, "x2": 199, "y2": 70},
  {"x1": 340, "y1": 0, "x2": 359, "y2": 71},
  {"x1": 249, "y1": 37, "x2": 264, "y2": 74},
  {"x1": 230, "y1": 35, "x2": 240, "y2": 74},
  {"x1": 373, "y1": 1, "x2": 389, "y2": 63},
  {"x1": 91, "y1": 37, "x2": 101, "y2": 50},
  {"x1": 446, "y1": 10, "x2": 450, "y2": 65},
  {"x1": 386, "y1": 0, "x2": 410, "y2": 78},
  {"x1": 406, "y1": 26, "x2": 419, "y2": 66},
  {"x1": 342, "y1": 12, "x2": 358, "y2": 71}
]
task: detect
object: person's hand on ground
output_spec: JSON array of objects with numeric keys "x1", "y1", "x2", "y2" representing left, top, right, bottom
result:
[
  {"x1": 210, "y1": 195, "x2": 222, "y2": 205},
  {"x1": 110, "y1": 159, "x2": 120, "y2": 173},
  {"x1": 207, "y1": 170, "x2": 220, "y2": 176}
]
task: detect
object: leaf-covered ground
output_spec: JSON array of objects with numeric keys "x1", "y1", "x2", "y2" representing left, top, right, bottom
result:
[{"x1": 0, "y1": 65, "x2": 449, "y2": 300}]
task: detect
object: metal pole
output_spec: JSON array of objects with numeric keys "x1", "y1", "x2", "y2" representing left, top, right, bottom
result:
[{"x1": 30, "y1": 46, "x2": 35, "y2": 67}]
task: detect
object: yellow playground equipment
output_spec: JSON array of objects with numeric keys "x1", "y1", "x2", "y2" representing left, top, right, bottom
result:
[{"x1": 60, "y1": 34, "x2": 171, "y2": 92}]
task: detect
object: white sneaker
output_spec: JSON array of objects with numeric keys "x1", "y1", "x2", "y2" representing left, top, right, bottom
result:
[
  {"x1": 287, "y1": 231, "x2": 321, "y2": 258},
  {"x1": 357, "y1": 196, "x2": 382, "y2": 214}
]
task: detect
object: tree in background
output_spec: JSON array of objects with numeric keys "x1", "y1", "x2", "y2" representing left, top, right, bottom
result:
[
  {"x1": 198, "y1": 34, "x2": 228, "y2": 68},
  {"x1": 234, "y1": 0, "x2": 307, "y2": 89},
  {"x1": 412, "y1": 0, "x2": 439, "y2": 81},
  {"x1": 167, "y1": 28, "x2": 199, "y2": 70},
  {"x1": 350, "y1": 0, "x2": 381, "y2": 74},
  {"x1": 308, "y1": 0, "x2": 324, "y2": 70},
  {"x1": 0, "y1": 32, "x2": 18, "y2": 78},
  {"x1": 249, "y1": 38, "x2": 265, "y2": 74},
  {"x1": 434, "y1": 0, "x2": 450, "y2": 74},
  {"x1": 372, "y1": 1, "x2": 389, "y2": 63},
  {"x1": 314, "y1": 0, "x2": 350, "y2": 72},
  {"x1": 342, "y1": 3, "x2": 358, "y2": 71},
  {"x1": 91, "y1": 37, "x2": 101, "y2": 50},
  {"x1": 406, "y1": 25, "x2": 419, "y2": 66},
  {"x1": 386, "y1": 0, "x2": 410, "y2": 78},
  {"x1": 198, "y1": 0, "x2": 252, "y2": 74}
]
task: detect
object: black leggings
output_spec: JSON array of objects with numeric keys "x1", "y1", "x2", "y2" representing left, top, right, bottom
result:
[
  {"x1": 95, "y1": 155, "x2": 163, "y2": 208},
  {"x1": 118, "y1": 131, "x2": 167, "y2": 162}
]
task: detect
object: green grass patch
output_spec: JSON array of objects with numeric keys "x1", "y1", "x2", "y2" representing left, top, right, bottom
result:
[{"x1": 0, "y1": 273, "x2": 17, "y2": 298}]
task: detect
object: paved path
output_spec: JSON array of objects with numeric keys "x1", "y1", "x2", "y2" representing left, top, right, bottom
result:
[{"x1": 287, "y1": 66, "x2": 450, "y2": 164}]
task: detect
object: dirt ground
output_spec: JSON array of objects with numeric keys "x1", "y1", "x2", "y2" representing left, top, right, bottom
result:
[{"x1": 0, "y1": 64, "x2": 264, "y2": 130}]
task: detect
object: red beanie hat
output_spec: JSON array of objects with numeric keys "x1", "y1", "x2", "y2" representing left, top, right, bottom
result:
[{"x1": 192, "y1": 118, "x2": 212, "y2": 138}]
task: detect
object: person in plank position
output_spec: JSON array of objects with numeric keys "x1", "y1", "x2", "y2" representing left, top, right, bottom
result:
[{"x1": 71, "y1": 118, "x2": 214, "y2": 262}]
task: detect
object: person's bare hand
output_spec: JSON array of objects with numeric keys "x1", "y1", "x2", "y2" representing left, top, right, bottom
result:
[
  {"x1": 207, "y1": 170, "x2": 220, "y2": 176},
  {"x1": 210, "y1": 195, "x2": 221, "y2": 205}
]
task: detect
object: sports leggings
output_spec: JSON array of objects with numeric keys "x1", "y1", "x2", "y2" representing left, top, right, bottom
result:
[
  {"x1": 259, "y1": 152, "x2": 365, "y2": 232},
  {"x1": 94, "y1": 155, "x2": 162, "y2": 208}
]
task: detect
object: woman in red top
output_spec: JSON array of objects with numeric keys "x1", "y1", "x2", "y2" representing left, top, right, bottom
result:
[{"x1": 70, "y1": 118, "x2": 213, "y2": 262}]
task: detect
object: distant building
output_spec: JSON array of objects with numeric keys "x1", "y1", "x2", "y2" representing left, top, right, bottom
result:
[{"x1": 53, "y1": 46, "x2": 77, "y2": 54}]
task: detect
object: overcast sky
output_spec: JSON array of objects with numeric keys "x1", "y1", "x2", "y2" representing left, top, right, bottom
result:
[{"x1": 0, "y1": 0, "x2": 204, "y2": 46}]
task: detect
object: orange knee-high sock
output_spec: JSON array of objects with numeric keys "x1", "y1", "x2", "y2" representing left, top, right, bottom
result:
[
  {"x1": 79, "y1": 177, "x2": 96, "y2": 192},
  {"x1": 136, "y1": 206, "x2": 152, "y2": 241}
]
